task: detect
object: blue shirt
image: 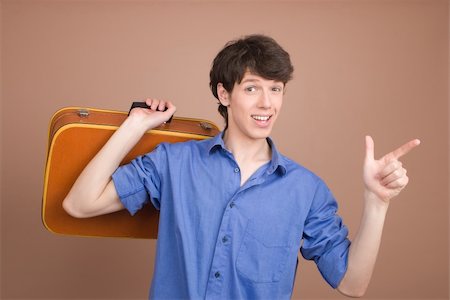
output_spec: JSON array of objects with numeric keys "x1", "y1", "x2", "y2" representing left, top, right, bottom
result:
[{"x1": 112, "y1": 133, "x2": 350, "y2": 299}]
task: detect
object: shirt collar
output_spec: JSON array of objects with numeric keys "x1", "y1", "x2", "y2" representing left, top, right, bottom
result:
[
  {"x1": 207, "y1": 132, "x2": 227, "y2": 153},
  {"x1": 207, "y1": 132, "x2": 287, "y2": 177}
]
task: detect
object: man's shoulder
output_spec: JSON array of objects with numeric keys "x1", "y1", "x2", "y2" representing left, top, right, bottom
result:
[
  {"x1": 158, "y1": 137, "x2": 213, "y2": 154},
  {"x1": 278, "y1": 154, "x2": 324, "y2": 185}
]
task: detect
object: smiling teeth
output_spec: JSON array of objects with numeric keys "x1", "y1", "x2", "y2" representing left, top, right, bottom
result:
[{"x1": 252, "y1": 115, "x2": 270, "y2": 121}]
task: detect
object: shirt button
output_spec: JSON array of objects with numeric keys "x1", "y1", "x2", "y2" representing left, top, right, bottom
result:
[
  {"x1": 214, "y1": 271, "x2": 221, "y2": 278},
  {"x1": 222, "y1": 235, "x2": 229, "y2": 243},
  {"x1": 229, "y1": 202, "x2": 235, "y2": 208},
  {"x1": 234, "y1": 167, "x2": 240, "y2": 173}
]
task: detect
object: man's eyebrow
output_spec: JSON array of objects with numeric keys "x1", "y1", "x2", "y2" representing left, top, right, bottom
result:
[
  {"x1": 241, "y1": 78, "x2": 260, "y2": 83},
  {"x1": 241, "y1": 77, "x2": 284, "y2": 85}
]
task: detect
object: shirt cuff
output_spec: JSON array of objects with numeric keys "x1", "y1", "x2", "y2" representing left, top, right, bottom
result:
[{"x1": 317, "y1": 239, "x2": 351, "y2": 288}]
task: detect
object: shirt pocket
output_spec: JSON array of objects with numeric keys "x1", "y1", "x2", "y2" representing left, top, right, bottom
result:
[{"x1": 236, "y1": 221, "x2": 295, "y2": 283}]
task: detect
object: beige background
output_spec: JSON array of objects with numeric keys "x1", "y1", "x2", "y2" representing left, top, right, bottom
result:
[{"x1": 1, "y1": 0, "x2": 449, "y2": 299}]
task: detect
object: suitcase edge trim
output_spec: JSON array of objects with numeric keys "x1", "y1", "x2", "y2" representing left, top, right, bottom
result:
[{"x1": 49, "y1": 106, "x2": 221, "y2": 134}]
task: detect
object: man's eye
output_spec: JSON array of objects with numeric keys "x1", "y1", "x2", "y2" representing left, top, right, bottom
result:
[
  {"x1": 272, "y1": 87, "x2": 283, "y2": 92},
  {"x1": 246, "y1": 86, "x2": 257, "y2": 92}
]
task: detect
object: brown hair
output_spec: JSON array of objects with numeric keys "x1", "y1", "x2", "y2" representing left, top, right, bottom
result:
[{"x1": 209, "y1": 34, "x2": 294, "y2": 128}]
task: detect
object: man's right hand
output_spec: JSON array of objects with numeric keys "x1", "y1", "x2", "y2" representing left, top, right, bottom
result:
[{"x1": 128, "y1": 98, "x2": 176, "y2": 131}]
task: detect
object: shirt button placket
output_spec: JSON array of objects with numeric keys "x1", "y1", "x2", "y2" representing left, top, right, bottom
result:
[
  {"x1": 206, "y1": 194, "x2": 234, "y2": 298},
  {"x1": 206, "y1": 165, "x2": 241, "y2": 298}
]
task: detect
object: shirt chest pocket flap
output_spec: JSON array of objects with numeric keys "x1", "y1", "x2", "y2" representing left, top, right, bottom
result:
[{"x1": 236, "y1": 220, "x2": 299, "y2": 283}]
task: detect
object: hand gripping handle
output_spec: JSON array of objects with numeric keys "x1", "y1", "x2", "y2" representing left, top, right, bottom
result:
[{"x1": 128, "y1": 101, "x2": 173, "y2": 123}]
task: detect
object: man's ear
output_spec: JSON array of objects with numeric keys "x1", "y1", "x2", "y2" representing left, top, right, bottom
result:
[{"x1": 217, "y1": 83, "x2": 230, "y2": 107}]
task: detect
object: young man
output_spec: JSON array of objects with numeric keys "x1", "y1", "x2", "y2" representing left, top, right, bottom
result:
[{"x1": 63, "y1": 35, "x2": 420, "y2": 299}]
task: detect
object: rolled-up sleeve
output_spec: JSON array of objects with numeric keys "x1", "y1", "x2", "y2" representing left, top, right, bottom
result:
[
  {"x1": 111, "y1": 144, "x2": 166, "y2": 215},
  {"x1": 300, "y1": 180, "x2": 351, "y2": 288}
]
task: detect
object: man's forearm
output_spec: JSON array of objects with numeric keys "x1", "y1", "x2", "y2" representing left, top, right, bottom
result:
[
  {"x1": 62, "y1": 116, "x2": 150, "y2": 215},
  {"x1": 337, "y1": 191, "x2": 389, "y2": 297},
  {"x1": 337, "y1": 136, "x2": 419, "y2": 297}
]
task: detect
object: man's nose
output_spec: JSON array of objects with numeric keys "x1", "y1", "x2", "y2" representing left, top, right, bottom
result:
[{"x1": 258, "y1": 90, "x2": 272, "y2": 108}]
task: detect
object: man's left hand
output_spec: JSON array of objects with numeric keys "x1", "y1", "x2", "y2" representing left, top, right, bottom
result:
[{"x1": 363, "y1": 136, "x2": 420, "y2": 203}]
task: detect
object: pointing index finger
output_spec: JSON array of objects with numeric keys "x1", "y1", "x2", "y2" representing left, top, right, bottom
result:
[{"x1": 385, "y1": 139, "x2": 421, "y2": 161}]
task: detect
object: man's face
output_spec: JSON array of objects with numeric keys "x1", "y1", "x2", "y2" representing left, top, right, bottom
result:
[{"x1": 219, "y1": 72, "x2": 284, "y2": 142}]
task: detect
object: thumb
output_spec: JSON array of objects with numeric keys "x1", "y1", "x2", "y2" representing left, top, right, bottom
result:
[{"x1": 365, "y1": 135, "x2": 375, "y2": 162}]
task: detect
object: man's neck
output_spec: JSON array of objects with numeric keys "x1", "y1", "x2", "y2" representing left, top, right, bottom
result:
[{"x1": 222, "y1": 129, "x2": 272, "y2": 165}]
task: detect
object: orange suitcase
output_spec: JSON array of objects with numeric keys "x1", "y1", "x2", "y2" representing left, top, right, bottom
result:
[{"x1": 43, "y1": 105, "x2": 220, "y2": 239}]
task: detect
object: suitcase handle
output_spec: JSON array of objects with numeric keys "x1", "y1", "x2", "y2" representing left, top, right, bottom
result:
[{"x1": 128, "y1": 101, "x2": 173, "y2": 123}]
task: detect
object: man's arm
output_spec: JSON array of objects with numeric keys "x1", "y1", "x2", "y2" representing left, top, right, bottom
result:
[
  {"x1": 337, "y1": 136, "x2": 420, "y2": 297},
  {"x1": 62, "y1": 98, "x2": 175, "y2": 218}
]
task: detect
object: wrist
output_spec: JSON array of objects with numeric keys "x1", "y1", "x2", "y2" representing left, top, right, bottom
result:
[
  {"x1": 122, "y1": 114, "x2": 154, "y2": 135},
  {"x1": 364, "y1": 190, "x2": 390, "y2": 214}
]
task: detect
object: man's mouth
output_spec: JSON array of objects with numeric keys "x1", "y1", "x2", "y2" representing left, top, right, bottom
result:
[{"x1": 251, "y1": 115, "x2": 271, "y2": 121}]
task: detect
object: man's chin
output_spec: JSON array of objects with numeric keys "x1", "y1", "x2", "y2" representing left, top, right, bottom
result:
[{"x1": 250, "y1": 127, "x2": 273, "y2": 140}]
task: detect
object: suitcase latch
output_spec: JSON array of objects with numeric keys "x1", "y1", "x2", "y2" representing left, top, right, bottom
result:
[
  {"x1": 199, "y1": 122, "x2": 212, "y2": 130},
  {"x1": 78, "y1": 109, "x2": 90, "y2": 118}
]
